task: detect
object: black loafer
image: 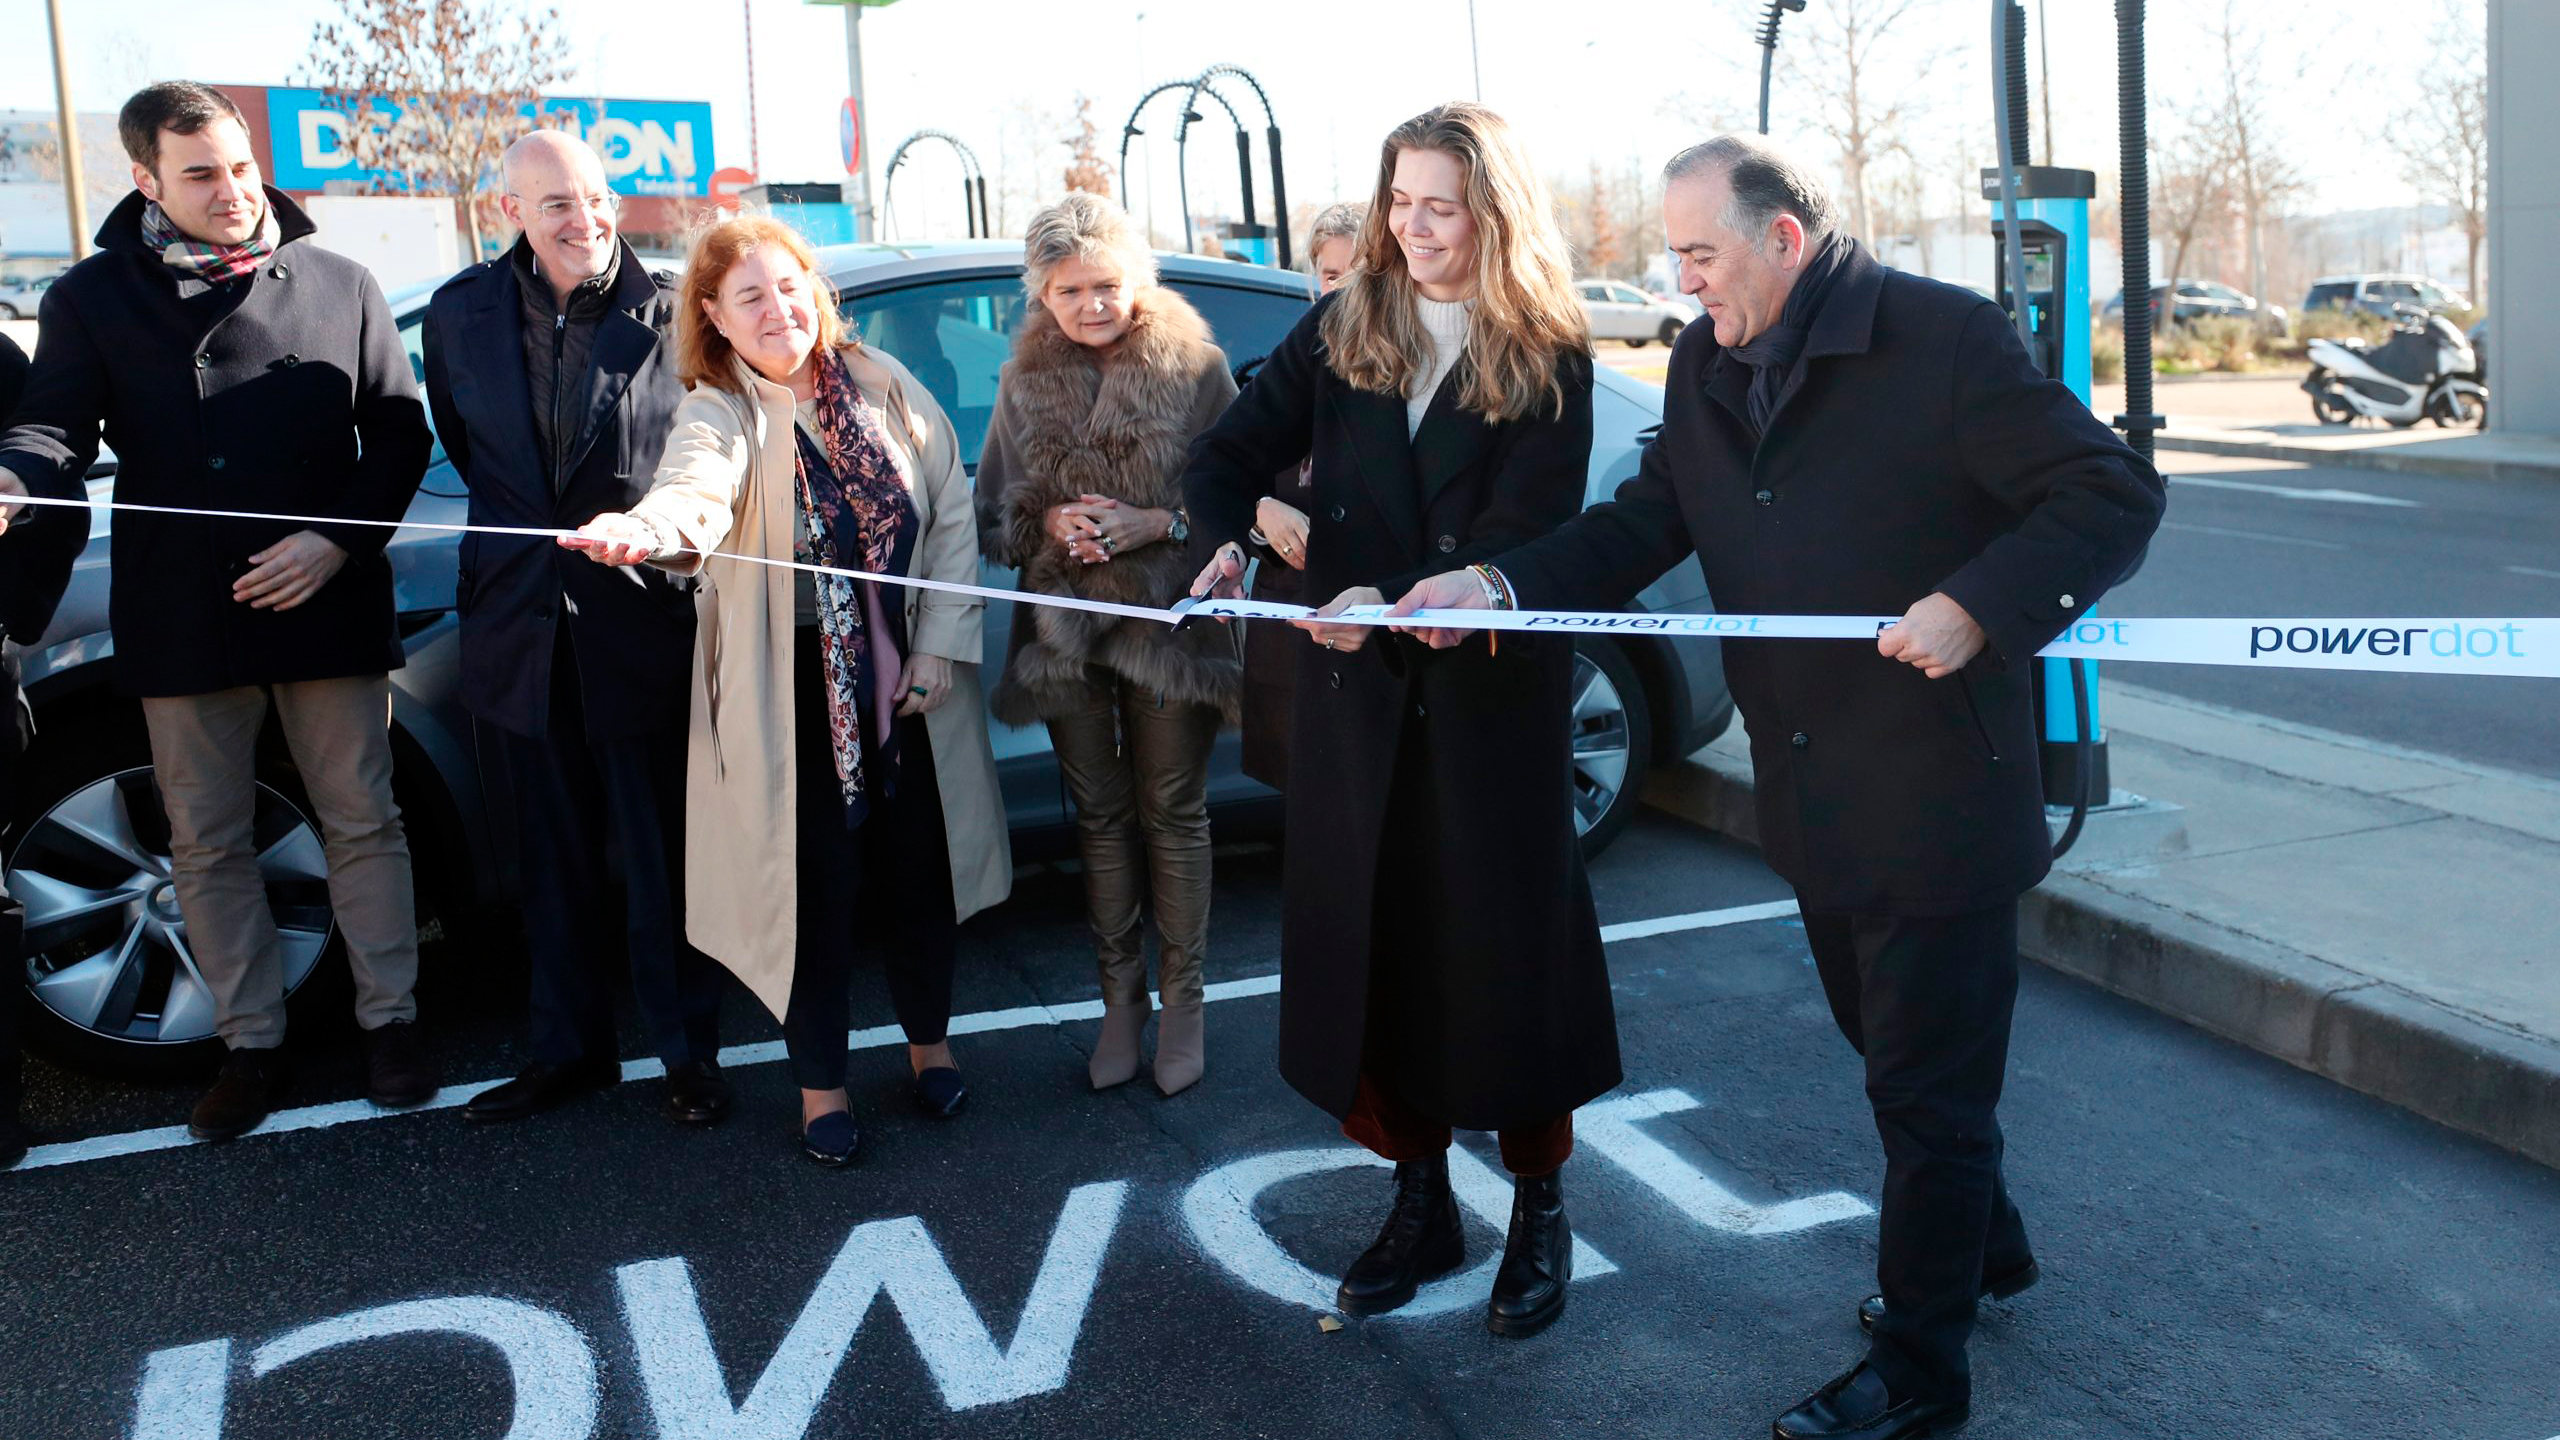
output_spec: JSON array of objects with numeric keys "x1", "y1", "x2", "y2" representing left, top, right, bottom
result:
[
  {"x1": 912, "y1": 1067, "x2": 967, "y2": 1119},
  {"x1": 1774, "y1": 1363, "x2": 1968, "y2": 1439},
  {"x1": 663, "y1": 1059, "x2": 734, "y2": 1126},
  {"x1": 1858, "y1": 1256, "x2": 2040, "y2": 1335},
  {"x1": 802, "y1": 1110, "x2": 862, "y2": 1167},
  {"x1": 464, "y1": 1057, "x2": 620, "y2": 1124}
]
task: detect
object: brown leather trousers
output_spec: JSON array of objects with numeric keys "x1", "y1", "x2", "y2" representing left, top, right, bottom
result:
[{"x1": 1044, "y1": 667, "x2": 1221, "y2": 1007}]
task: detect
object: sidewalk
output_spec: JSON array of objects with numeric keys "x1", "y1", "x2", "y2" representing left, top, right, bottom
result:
[
  {"x1": 1645, "y1": 681, "x2": 2560, "y2": 1171},
  {"x1": 2093, "y1": 372, "x2": 2560, "y2": 482}
]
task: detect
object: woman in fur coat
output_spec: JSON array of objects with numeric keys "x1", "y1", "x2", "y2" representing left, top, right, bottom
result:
[{"x1": 976, "y1": 193, "x2": 1241, "y2": 1097}]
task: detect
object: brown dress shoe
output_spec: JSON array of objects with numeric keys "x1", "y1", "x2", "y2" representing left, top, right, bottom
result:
[
  {"x1": 362, "y1": 1020, "x2": 438, "y2": 1108},
  {"x1": 190, "y1": 1047, "x2": 292, "y2": 1141}
]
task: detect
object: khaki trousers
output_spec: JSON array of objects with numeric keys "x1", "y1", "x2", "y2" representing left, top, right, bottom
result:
[
  {"x1": 1043, "y1": 668, "x2": 1219, "y2": 1008},
  {"x1": 141, "y1": 674, "x2": 420, "y2": 1050}
]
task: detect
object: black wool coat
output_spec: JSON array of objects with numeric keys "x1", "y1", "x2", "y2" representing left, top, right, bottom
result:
[
  {"x1": 1184, "y1": 296, "x2": 1622, "y2": 1130},
  {"x1": 1497, "y1": 247, "x2": 2166, "y2": 916},
  {"x1": 0, "y1": 189, "x2": 432, "y2": 697},
  {"x1": 1, "y1": 333, "x2": 85, "y2": 651},
  {"x1": 422, "y1": 239, "x2": 694, "y2": 741}
]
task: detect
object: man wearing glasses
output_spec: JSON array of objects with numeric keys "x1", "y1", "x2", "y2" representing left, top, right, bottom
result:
[{"x1": 422, "y1": 130, "x2": 729, "y2": 1127}]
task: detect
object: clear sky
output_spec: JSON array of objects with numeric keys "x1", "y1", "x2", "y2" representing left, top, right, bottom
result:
[{"x1": 2, "y1": 0, "x2": 2449, "y2": 237}]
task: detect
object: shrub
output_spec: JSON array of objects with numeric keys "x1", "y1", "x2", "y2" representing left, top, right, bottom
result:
[
  {"x1": 2091, "y1": 321, "x2": 2126, "y2": 383},
  {"x1": 2295, "y1": 307, "x2": 2393, "y2": 346}
]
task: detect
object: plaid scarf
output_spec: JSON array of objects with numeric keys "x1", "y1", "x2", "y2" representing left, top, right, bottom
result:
[
  {"x1": 139, "y1": 201, "x2": 280, "y2": 285},
  {"x1": 797, "y1": 346, "x2": 920, "y2": 826}
]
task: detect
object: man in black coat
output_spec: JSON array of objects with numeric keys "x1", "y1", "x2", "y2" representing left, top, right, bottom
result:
[
  {"x1": 1396, "y1": 136, "x2": 2165, "y2": 1438},
  {"x1": 0, "y1": 83, "x2": 437, "y2": 1142},
  {"x1": 422, "y1": 131, "x2": 727, "y2": 1126},
  {"x1": 0, "y1": 331, "x2": 89, "y2": 1167}
]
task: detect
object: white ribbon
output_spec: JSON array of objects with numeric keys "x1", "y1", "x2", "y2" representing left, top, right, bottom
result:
[{"x1": 10, "y1": 493, "x2": 2556, "y2": 679}]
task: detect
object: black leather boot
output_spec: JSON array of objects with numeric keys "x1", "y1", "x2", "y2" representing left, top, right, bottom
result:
[
  {"x1": 1486, "y1": 1167, "x2": 1572, "y2": 1337},
  {"x1": 1336, "y1": 1151, "x2": 1464, "y2": 1314}
]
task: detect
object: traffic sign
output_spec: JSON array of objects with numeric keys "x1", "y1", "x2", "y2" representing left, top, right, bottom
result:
[
  {"x1": 708, "y1": 166, "x2": 756, "y2": 211},
  {"x1": 840, "y1": 97, "x2": 860, "y2": 174}
]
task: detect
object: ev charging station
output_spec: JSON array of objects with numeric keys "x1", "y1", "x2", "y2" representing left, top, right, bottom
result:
[{"x1": 1979, "y1": 162, "x2": 2115, "y2": 809}]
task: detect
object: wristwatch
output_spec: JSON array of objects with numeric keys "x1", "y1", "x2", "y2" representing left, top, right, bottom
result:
[{"x1": 1166, "y1": 508, "x2": 1190, "y2": 545}]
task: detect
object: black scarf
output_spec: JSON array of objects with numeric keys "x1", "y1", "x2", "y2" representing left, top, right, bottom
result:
[{"x1": 1725, "y1": 232, "x2": 1857, "y2": 435}]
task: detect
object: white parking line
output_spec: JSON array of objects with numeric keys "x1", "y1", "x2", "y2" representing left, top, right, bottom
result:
[
  {"x1": 2508, "y1": 565, "x2": 2560, "y2": 582},
  {"x1": 2168, "y1": 474, "x2": 2422, "y2": 508},
  {"x1": 12, "y1": 899, "x2": 1799, "y2": 1175},
  {"x1": 2159, "y1": 520, "x2": 2351, "y2": 552}
]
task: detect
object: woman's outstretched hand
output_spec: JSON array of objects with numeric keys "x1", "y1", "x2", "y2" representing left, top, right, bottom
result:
[
  {"x1": 1293, "y1": 586, "x2": 1386, "y2": 652},
  {"x1": 559, "y1": 511, "x2": 662, "y2": 567}
]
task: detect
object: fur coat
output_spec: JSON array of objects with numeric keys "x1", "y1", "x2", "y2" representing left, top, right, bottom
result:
[{"x1": 977, "y1": 285, "x2": 1243, "y2": 726}]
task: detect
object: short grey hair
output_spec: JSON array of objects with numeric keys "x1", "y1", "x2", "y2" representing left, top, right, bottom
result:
[
  {"x1": 1662, "y1": 135, "x2": 1840, "y2": 249},
  {"x1": 1300, "y1": 202, "x2": 1366, "y2": 275},
  {"x1": 1020, "y1": 193, "x2": 1157, "y2": 303}
]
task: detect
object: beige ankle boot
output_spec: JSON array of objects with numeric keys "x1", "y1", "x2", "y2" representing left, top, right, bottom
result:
[
  {"x1": 1154, "y1": 1001, "x2": 1205, "y2": 1096},
  {"x1": 1089, "y1": 1000, "x2": 1151, "y2": 1089}
]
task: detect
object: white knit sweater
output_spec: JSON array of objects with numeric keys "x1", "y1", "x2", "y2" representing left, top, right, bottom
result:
[{"x1": 1409, "y1": 295, "x2": 1473, "y2": 437}]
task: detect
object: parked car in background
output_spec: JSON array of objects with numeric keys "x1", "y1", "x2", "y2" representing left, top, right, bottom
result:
[
  {"x1": 2302, "y1": 274, "x2": 2469, "y2": 319},
  {"x1": 1576, "y1": 278, "x2": 1691, "y2": 346},
  {"x1": 5, "y1": 242, "x2": 1734, "y2": 1079},
  {"x1": 0, "y1": 271, "x2": 60, "y2": 320},
  {"x1": 2101, "y1": 278, "x2": 2288, "y2": 336}
]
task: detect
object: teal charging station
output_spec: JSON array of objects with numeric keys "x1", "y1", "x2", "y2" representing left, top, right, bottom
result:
[{"x1": 1980, "y1": 164, "x2": 2111, "y2": 802}]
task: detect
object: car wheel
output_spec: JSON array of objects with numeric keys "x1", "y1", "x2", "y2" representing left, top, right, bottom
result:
[
  {"x1": 1658, "y1": 318, "x2": 1685, "y2": 345},
  {"x1": 1624, "y1": 335, "x2": 1646, "y2": 349},
  {"x1": 8, "y1": 756, "x2": 342, "y2": 1079},
  {"x1": 0, "y1": 304, "x2": 18, "y2": 320},
  {"x1": 1570, "y1": 639, "x2": 1652, "y2": 861}
]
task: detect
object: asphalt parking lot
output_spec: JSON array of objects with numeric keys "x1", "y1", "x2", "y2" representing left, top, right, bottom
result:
[{"x1": 6, "y1": 810, "x2": 2559, "y2": 1439}]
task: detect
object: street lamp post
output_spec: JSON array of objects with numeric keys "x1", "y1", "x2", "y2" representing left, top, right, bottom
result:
[
  {"x1": 841, "y1": 2, "x2": 875, "y2": 239},
  {"x1": 45, "y1": 0, "x2": 89, "y2": 261}
]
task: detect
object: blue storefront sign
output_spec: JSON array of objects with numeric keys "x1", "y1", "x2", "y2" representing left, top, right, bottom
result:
[{"x1": 264, "y1": 88, "x2": 715, "y2": 196}]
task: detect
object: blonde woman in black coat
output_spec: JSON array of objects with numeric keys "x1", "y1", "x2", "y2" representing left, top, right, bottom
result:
[{"x1": 1184, "y1": 103, "x2": 1614, "y2": 1339}]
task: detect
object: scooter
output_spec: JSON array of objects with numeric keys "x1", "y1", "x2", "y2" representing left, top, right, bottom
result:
[{"x1": 2304, "y1": 306, "x2": 2487, "y2": 428}]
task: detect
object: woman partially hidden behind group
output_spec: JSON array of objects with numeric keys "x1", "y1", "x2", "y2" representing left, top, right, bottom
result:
[
  {"x1": 1184, "y1": 102, "x2": 1621, "y2": 1337},
  {"x1": 566, "y1": 216, "x2": 1011, "y2": 1166},
  {"x1": 976, "y1": 194, "x2": 1242, "y2": 1097}
]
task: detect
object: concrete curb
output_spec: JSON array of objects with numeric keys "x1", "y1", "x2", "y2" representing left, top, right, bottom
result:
[
  {"x1": 1644, "y1": 753, "x2": 2560, "y2": 1172},
  {"x1": 2155, "y1": 432, "x2": 2560, "y2": 483}
]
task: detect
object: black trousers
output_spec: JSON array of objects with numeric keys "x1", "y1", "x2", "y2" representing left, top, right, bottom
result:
[
  {"x1": 3, "y1": 720, "x2": 25, "y2": 1127},
  {"x1": 783, "y1": 628, "x2": 958, "y2": 1091},
  {"x1": 501, "y1": 624, "x2": 725, "y2": 1069},
  {"x1": 1799, "y1": 897, "x2": 2033, "y2": 1406}
]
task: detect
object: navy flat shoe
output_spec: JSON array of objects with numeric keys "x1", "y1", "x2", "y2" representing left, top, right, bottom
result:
[
  {"x1": 801, "y1": 1110, "x2": 861, "y2": 1167},
  {"x1": 912, "y1": 1067, "x2": 967, "y2": 1120}
]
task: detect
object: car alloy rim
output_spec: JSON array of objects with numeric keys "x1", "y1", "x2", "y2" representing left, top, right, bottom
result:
[
  {"x1": 1567, "y1": 653, "x2": 1633, "y2": 836},
  {"x1": 9, "y1": 767, "x2": 335, "y2": 1046}
]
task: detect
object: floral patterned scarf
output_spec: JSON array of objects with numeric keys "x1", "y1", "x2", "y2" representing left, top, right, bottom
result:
[{"x1": 797, "y1": 346, "x2": 919, "y2": 825}]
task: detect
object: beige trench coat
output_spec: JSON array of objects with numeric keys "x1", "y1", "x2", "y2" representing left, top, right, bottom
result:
[{"x1": 629, "y1": 344, "x2": 1011, "y2": 1020}]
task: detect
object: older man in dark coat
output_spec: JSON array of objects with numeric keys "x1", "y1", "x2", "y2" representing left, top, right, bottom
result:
[
  {"x1": 0, "y1": 82, "x2": 436, "y2": 1143},
  {"x1": 1396, "y1": 136, "x2": 2164, "y2": 1438},
  {"x1": 422, "y1": 131, "x2": 728, "y2": 1126}
]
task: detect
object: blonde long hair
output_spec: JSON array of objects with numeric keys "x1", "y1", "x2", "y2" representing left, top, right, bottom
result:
[
  {"x1": 674, "y1": 215, "x2": 849, "y2": 394},
  {"x1": 1319, "y1": 103, "x2": 1587, "y2": 423}
]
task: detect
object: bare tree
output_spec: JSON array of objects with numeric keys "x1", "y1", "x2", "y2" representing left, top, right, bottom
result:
[
  {"x1": 2387, "y1": 2, "x2": 2488, "y2": 300},
  {"x1": 297, "y1": 0, "x2": 574, "y2": 259},
  {"x1": 1061, "y1": 95, "x2": 1114, "y2": 198},
  {"x1": 2150, "y1": 120, "x2": 2234, "y2": 297},
  {"x1": 1780, "y1": 0, "x2": 1939, "y2": 249},
  {"x1": 2195, "y1": 1, "x2": 2304, "y2": 306},
  {"x1": 1583, "y1": 164, "x2": 1626, "y2": 278}
]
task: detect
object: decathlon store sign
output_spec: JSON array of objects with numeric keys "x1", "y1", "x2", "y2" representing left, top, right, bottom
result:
[{"x1": 262, "y1": 89, "x2": 715, "y2": 196}]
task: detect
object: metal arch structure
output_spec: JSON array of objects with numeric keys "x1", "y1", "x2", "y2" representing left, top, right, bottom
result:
[
  {"x1": 1119, "y1": 80, "x2": 1199, "y2": 245},
  {"x1": 1182, "y1": 64, "x2": 1292, "y2": 270},
  {"x1": 1121, "y1": 65, "x2": 1293, "y2": 268},
  {"x1": 880, "y1": 129, "x2": 992, "y2": 240}
]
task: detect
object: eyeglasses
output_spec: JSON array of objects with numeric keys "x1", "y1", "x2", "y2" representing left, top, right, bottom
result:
[{"x1": 510, "y1": 192, "x2": 621, "y2": 221}]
